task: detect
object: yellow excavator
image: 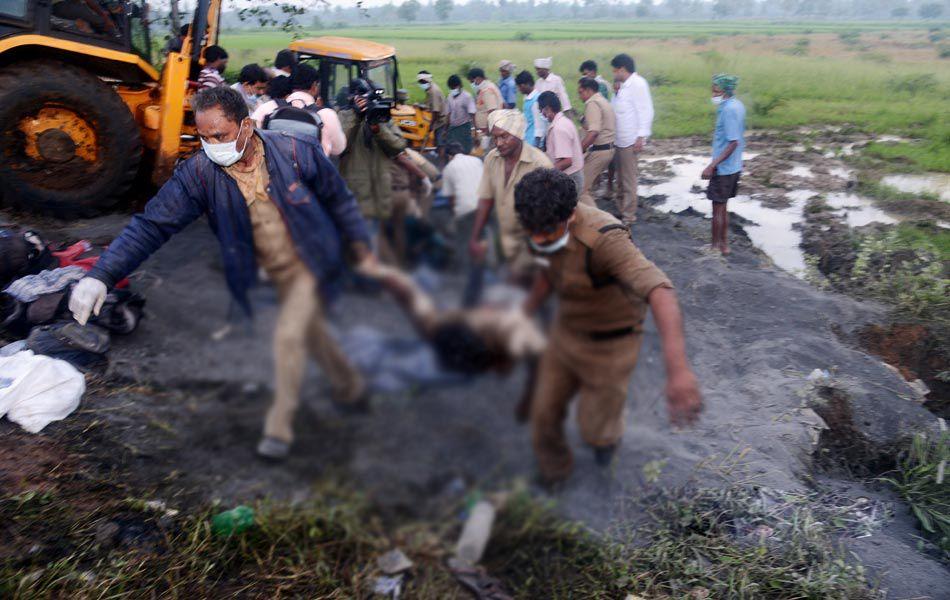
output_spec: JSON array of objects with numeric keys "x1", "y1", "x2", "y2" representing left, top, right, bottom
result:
[{"x1": 0, "y1": 0, "x2": 432, "y2": 218}]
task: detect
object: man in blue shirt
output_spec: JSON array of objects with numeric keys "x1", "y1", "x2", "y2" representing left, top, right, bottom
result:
[
  {"x1": 516, "y1": 70, "x2": 541, "y2": 147},
  {"x1": 498, "y1": 60, "x2": 518, "y2": 109},
  {"x1": 701, "y1": 73, "x2": 745, "y2": 255}
]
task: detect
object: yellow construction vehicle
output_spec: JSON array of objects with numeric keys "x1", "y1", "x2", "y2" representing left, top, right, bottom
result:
[
  {"x1": 288, "y1": 36, "x2": 434, "y2": 149},
  {"x1": 0, "y1": 3, "x2": 432, "y2": 218}
]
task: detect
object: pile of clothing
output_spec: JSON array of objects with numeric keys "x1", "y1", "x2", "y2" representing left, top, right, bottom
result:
[{"x1": 0, "y1": 231, "x2": 147, "y2": 433}]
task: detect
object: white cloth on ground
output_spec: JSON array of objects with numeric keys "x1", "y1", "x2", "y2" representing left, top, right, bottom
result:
[
  {"x1": 4, "y1": 266, "x2": 86, "y2": 303},
  {"x1": 0, "y1": 350, "x2": 84, "y2": 433}
]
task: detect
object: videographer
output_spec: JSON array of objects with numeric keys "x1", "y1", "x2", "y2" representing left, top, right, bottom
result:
[{"x1": 339, "y1": 79, "x2": 430, "y2": 263}]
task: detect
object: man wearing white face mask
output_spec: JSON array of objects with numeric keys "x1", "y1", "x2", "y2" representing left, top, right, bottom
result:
[
  {"x1": 701, "y1": 73, "x2": 745, "y2": 256},
  {"x1": 68, "y1": 87, "x2": 375, "y2": 461},
  {"x1": 417, "y1": 70, "x2": 447, "y2": 151},
  {"x1": 467, "y1": 67, "x2": 502, "y2": 137},
  {"x1": 514, "y1": 168, "x2": 702, "y2": 485}
]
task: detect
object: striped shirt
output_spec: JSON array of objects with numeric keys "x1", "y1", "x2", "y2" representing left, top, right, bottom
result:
[{"x1": 198, "y1": 67, "x2": 226, "y2": 89}]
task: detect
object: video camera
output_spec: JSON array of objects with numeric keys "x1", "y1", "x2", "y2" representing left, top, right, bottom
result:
[{"x1": 349, "y1": 78, "x2": 393, "y2": 125}]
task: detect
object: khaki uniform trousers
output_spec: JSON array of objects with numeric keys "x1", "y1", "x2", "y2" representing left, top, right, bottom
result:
[
  {"x1": 530, "y1": 325, "x2": 642, "y2": 481},
  {"x1": 579, "y1": 148, "x2": 615, "y2": 206},
  {"x1": 615, "y1": 145, "x2": 640, "y2": 225},
  {"x1": 266, "y1": 264, "x2": 365, "y2": 443}
]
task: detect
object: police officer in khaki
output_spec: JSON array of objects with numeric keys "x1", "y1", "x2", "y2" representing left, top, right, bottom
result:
[
  {"x1": 515, "y1": 168, "x2": 702, "y2": 484},
  {"x1": 577, "y1": 77, "x2": 616, "y2": 206}
]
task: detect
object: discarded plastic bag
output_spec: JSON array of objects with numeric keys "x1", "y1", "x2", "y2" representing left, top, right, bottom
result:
[
  {"x1": 211, "y1": 505, "x2": 255, "y2": 536},
  {"x1": 0, "y1": 350, "x2": 85, "y2": 433}
]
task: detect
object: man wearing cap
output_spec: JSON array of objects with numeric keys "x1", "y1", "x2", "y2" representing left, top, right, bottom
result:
[
  {"x1": 417, "y1": 70, "x2": 448, "y2": 151},
  {"x1": 534, "y1": 57, "x2": 574, "y2": 134},
  {"x1": 701, "y1": 73, "x2": 746, "y2": 255},
  {"x1": 611, "y1": 53, "x2": 654, "y2": 229},
  {"x1": 468, "y1": 110, "x2": 553, "y2": 285},
  {"x1": 577, "y1": 77, "x2": 616, "y2": 206},
  {"x1": 498, "y1": 60, "x2": 518, "y2": 109}
]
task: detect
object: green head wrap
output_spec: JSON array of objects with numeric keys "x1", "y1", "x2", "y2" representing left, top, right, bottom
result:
[{"x1": 712, "y1": 73, "x2": 739, "y2": 95}]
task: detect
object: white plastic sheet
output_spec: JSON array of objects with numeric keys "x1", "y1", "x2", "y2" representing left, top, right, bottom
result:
[{"x1": 0, "y1": 350, "x2": 85, "y2": 433}]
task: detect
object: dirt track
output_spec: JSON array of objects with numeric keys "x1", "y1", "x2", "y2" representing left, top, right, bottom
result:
[{"x1": 3, "y1": 132, "x2": 948, "y2": 598}]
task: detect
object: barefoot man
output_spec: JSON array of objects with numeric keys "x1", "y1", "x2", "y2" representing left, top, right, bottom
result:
[{"x1": 701, "y1": 73, "x2": 746, "y2": 255}]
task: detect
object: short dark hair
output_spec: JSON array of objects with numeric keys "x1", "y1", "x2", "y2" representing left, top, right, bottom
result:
[
  {"x1": 578, "y1": 77, "x2": 600, "y2": 92},
  {"x1": 238, "y1": 63, "x2": 268, "y2": 84},
  {"x1": 515, "y1": 168, "x2": 577, "y2": 234},
  {"x1": 204, "y1": 45, "x2": 228, "y2": 63},
  {"x1": 514, "y1": 70, "x2": 534, "y2": 86},
  {"x1": 447, "y1": 74, "x2": 461, "y2": 88},
  {"x1": 467, "y1": 67, "x2": 485, "y2": 80},
  {"x1": 275, "y1": 49, "x2": 298, "y2": 70},
  {"x1": 290, "y1": 63, "x2": 319, "y2": 91},
  {"x1": 418, "y1": 69, "x2": 431, "y2": 76},
  {"x1": 190, "y1": 86, "x2": 248, "y2": 123},
  {"x1": 266, "y1": 75, "x2": 292, "y2": 100},
  {"x1": 536, "y1": 90, "x2": 561, "y2": 113},
  {"x1": 432, "y1": 321, "x2": 500, "y2": 374},
  {"x1": 611, "y1": 53, "x2": 635, "y2": 73},
  {"x1": 445, "y1": 142, "x2": 464, "y2": 157},
  {"x1": 579, "y1": 59, "x2": 597, "y2": 73}
]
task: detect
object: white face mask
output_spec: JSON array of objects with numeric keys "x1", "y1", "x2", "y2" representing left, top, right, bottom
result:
[
  {"x1": 451, "y1": 88, "x2": 461, "y2": 97},
  {"x1": 711, "y1": 95, "x2": 725, "y2": 105},
  {"x1": 528, "y1": 229, "x2": 570, "y2": 254},
  {"x1": 419, "y1": 82, "x2": 431, "y2": 91},
  {"x1": 201, "y1": 121, "x2": 249, "y2": 167},
  {"x1": 471, "y1": 81, "x2": 481, "y2": 92}
]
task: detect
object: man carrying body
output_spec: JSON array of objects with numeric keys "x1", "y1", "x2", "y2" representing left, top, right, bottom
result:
[
  {"x1": 610, "y1": 53, "x2": 654, "y2": 229},
  {"x1": 537, "y1": 91, "x2": 585, "y2": 197},
  {"x1": 68, "y1": 87, "x2": 374, "y2": 460},
  {"x1": 577, "y1": 77, "x2": 616, "y2": 206},
  {"x1": 701, "y1": 73, "x2": 746, "y2": 256},
  {"x1": 468, "y1": 110, "x2": 553, "y2": 287},
  {"x1": 515, "y1": 168, "x2": 702, "y2": 484},
  {"x1": 467, "y1": 68, "x2": 503, "y2": 138},
  {"x1": 498, "y1": 60, "x2": 518, "y2": 109},
  {"x1": 445, "y1": 74, "x2": 476, "y2": 154},
  {"x1": 516, "y1": 70, "x2": 543, "y2": 149},
  {"x1": 533, "y1": 57, "x2": 573, "y2": 127},
  {"x1": 417, "y1": 70, "x2": 448, "y2": 154},
  {"x1": 579, "y1": 60, "x2": 611, "y2": 99}
]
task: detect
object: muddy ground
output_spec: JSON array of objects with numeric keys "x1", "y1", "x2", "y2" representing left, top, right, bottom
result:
[{"x1": 2, "y1": 130, "x2": 948, "y2": 598}]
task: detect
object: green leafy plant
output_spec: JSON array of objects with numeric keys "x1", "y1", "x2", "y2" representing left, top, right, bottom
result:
[{"x1": 879, "y1": 427, "x2": 949, "y2": 556}]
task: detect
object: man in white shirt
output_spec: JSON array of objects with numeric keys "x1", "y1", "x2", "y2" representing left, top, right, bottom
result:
[
  {"x1": 611, "y1": 53, "x2": 654, "y2": 228},
  {"x1": 533, "y1": 57, "x2": 574, "y2": 142},
  {"x1": 442, "y1": 142, "x2": 485, "y2": 305}
]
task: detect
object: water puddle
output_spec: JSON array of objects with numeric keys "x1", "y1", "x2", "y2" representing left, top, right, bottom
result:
[
  {"x1": 881, "y1": 173, "x2": 950, "y2": 202},
  {"x1": 641, "y1": 154, "x2": 901, "y2": 277}
]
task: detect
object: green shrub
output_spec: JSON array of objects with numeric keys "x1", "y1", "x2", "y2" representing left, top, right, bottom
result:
[
  {"x1": 752, "y1": 93, "x2": 788, "y2": 116},
  {"x1": 512, "y1": 31, "x2": 532, "y2": 41},
  {"x1": 894, "y1": 73, "x2": 939, "y2": 95}
]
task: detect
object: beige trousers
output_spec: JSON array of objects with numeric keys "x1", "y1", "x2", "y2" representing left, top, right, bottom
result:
[
  {"x1": 266, "y1": 265, "x2": 364, "y2": 443},
  {"x1": 615, "y1": 145, "x2": 640, "y2": 225},
  {"x1": 579, "y1": 148, "x2": 615, "y2": 206}
]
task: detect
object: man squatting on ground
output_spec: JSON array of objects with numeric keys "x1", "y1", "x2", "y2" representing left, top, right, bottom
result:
[
  {"x1": 68, "y1": 86, "x2": 375, "y2": 461},
  {"x1": 701, "y1": 73, "x2": 746, "y2": 255},
  {"x1": 515, "y1": 168, "x2": 703, "y2": 484}
]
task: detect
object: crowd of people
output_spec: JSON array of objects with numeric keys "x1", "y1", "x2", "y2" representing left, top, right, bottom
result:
[{"x1": 66, "y1": 45, "x2": 748, "y2": 486}]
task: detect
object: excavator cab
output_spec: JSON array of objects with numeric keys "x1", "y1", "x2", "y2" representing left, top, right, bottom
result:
[{"x1": 289, "y1": 36, "x2": 435, "y2": 150}]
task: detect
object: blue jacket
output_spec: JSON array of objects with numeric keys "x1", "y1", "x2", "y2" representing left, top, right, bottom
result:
[{"x1": 88, "y1": 130, "x2": 371, "y2": 314}]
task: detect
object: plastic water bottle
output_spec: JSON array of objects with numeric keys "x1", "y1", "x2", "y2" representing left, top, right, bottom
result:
[{"x1": 211, "y1": 505, "x2": 255, "y2": 536}]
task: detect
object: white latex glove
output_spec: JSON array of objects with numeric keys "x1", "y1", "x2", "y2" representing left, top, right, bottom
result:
[
  {"x1": 69, "y1": 277, "x2": 107, "y2": 326},
  {"x1": 420, "y1": 176, "x2": 433, "y2": 198}
]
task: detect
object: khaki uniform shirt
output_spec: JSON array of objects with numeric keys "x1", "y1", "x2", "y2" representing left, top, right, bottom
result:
[
  {"x1": 582, "y1": 93, "x2": 616, "y2": 146},
  {"x1": 338, "y1": 108, "x2": 408, "y2": 220},
  {"x1": 474, "y1": 81, "x2": 503, "y2": 130},
  {"x1": 224, "y1": 135, "x2": 303, "y2": 284},
  {"x1": 426, "y1": 82, "x2": 448, "y2": 129},
  {"x1": 477, "y1": 142, "x2": 553, "y2": 261},
  {"x1": 545, "y1": 203, "x2": 672, "y2": 333}
]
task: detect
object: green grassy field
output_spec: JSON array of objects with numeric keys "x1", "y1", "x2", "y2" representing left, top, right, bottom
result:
[{"x1": 221, "y1": 20, "x2": 950, "y2": 171}]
